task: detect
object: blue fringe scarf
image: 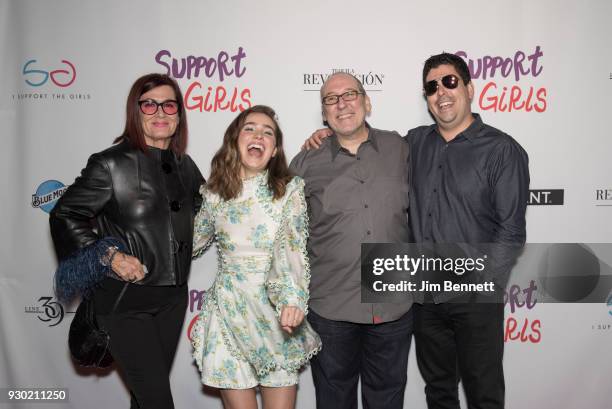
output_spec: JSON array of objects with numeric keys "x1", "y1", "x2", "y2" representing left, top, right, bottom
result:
[{"x1": 54, "y1": 237, "x2": 126, "y2": 303}]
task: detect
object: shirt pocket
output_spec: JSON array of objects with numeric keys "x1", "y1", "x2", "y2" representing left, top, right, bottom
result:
[{"x1": 322, "y1": 177, "x2": 363, "y2": 212}]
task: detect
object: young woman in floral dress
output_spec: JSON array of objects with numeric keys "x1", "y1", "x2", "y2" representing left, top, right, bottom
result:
[{"x1": 192, "y1": 105, "x2": 321, "y2": 409}]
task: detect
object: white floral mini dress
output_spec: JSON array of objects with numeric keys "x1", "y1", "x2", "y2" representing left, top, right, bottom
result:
[{"x1": 191, "y1": 173, "x2": 321, "y2": 388}]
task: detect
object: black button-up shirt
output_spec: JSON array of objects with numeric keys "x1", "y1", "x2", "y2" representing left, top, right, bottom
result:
[
  {"x1": 290, "y1": 128, "x2": 412, "y2": 323},
  {"x1": 407, "y1": 114, "x2": 529, "y2": 244},
  {"x1": 406, "y1": 114, "x2": 529, "y2": 300}
]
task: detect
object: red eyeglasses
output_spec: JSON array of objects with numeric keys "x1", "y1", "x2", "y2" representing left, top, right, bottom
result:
[{"x1": 138, "y1": 99, "x2": 179, "y2": 115}]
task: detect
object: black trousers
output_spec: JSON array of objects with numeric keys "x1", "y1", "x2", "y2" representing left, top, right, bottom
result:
[
  {"x1": 97, "y1": 286, "x2": 188, "y2": 409},
  {"x1": 414, "y1": 298, "x2": 505, "y2": 409},
  {"x1": 307, "y1": 309, "x2": 413, "y2": 409}
]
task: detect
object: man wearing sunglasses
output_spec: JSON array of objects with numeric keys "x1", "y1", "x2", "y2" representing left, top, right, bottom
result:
[
  {"x1": 290, "y1": 72, "x2": 414, "y2": 409},
  {"x1": 410, "y1": 53, "x2": 529, "y2": 409},
  {"x1": 302, "y1": 53, "x2": 529, "y2": 409}
]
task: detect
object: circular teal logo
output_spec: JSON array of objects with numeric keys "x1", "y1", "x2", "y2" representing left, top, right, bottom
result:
[{"x1": 32, "y1": 180, "x2": 67, "y2": 213}]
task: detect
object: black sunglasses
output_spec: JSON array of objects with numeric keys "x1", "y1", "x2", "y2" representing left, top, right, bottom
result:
[{"x1": 424, "y1": 74, "x2": 460, "y2": 96}]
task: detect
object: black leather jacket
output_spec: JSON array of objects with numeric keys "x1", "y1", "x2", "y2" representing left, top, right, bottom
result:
[{"x1": 50, "y1": 141, "x2": 203, "y2": 286}]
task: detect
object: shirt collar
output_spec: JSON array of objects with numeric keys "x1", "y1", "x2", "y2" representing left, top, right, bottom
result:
[
  {"x1": 242, "y1": 169, "x2": 268, "y2": 186},
  {"x1": 330, "y1": 123, "x2": 379, "y2": 161},
  {"x1": 461, "y1": 113, "x2": 485, "y2": 141},
  {"x1": 426, "y1": 113, "x2": 485, "y2": 142}
]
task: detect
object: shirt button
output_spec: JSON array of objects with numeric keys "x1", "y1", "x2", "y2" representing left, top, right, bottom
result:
[
  {"x1": 433, "y1": 189, "x2": 437, "y2": 193},
  {"x1": 364, "y1": 204, "x2": 369, "y2": 208},
  {"x1": 356, "y1": 157, "x2": 361, "y2": 160},
  {"x1": 438, "y1": 165, "x2": 442, "y2": 169},
  {"x1": 367, "y1": 230, "x2": 371, "y2": 235},
  {"x1": 170, "y1": 200, "x2": 182, "y2": 212},
  {"x1": 428, "y1": 213, "x2": 432, "y2": 217},
  {"x1": 360, "y1": 180, "x2": 365, "y2": 184}
]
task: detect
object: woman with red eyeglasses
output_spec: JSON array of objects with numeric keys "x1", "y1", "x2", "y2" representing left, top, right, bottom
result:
[{"x1": 50, "y1": 73, "x2": 203, "y2": 409}]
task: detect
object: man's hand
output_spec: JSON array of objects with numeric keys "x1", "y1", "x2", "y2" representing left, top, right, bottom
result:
[
  {"x1": 280, "y1": 305, "x2": 305, "y2": 334},
  {"x1": 301, "y1": 128, "x2": 333, "y2": 150},
  {"x1": 111, "y1": 252, "x2": 147, "y2": 282}
]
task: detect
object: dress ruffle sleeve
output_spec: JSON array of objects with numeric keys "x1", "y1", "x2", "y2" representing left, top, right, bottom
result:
[
  {"x1": 193, "y1": 186, "x2": 215, "y2": 259},
  {"x1": 267, "y1": 177, "x2": 310, "y2": 314}
]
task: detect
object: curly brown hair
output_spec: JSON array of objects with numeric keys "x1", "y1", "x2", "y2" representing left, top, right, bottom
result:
[{"x1": 207, "y1": 105, "x2": 293, "y2": 201}]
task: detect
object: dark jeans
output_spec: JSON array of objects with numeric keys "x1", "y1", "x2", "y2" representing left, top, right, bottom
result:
[
  {"x1": 97, "y1": 290, "x2": 187, "y2": 409},
  {"x1": 307, "y1": 309, "x2": 413, "y2": 409},
  {"x1": 413, "y1": 299, "x2": 505, "y2": 409}
]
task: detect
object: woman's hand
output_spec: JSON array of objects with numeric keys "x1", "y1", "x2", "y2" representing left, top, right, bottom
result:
[
  {"x1": 280, "y1": 305, "x2": 305, "y2": 334},
  {"x1": 111, "y1": 252, "x2": 147, "y2": 282}
]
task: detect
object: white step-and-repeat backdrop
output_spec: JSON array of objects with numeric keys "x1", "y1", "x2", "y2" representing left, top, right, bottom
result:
[{"x1": 1, "y1": 0, "x2": 611, "y2": 408}]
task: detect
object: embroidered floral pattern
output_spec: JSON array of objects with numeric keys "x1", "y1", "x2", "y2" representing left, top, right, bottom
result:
[
  {"x1": 226, "y1": 198, "x2": 253, "y2": 224},
  {"x1": 248, "y1": 224, "x2": 273, "y2": 249},
  {"x1": 216, "y1": 230, "x2": 236, "y2": 251},
  {"x1": 191, "y1": 173, "x2": 321, "y2": 388}
]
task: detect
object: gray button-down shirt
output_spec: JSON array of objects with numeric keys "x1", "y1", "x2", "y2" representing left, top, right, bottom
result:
[{"x1": 290, "y1": 127, "x2": 412, "y2": 323}]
